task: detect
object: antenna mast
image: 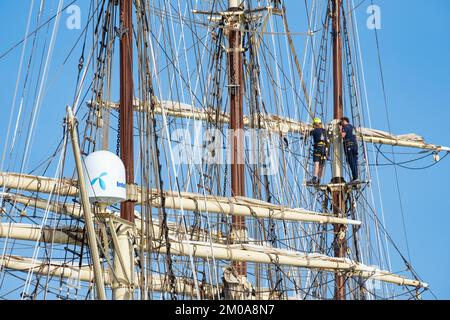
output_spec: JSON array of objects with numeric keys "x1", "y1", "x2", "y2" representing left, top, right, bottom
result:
[{"x1": 331, "y1": 0, "x2": 347, "y2": 300}]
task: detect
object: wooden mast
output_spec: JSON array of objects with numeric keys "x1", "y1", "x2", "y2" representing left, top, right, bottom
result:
[
  {"x1": 119, "y1": 0, "x2": 135, "y2": 223},
  {"x1": 228, "y1": 0, "x2": 246, "y2": 278},
  {"x1": 114, "y1": 0, "x2": 135, "y2": 300},
  {"x1": 331, "y1": 0, "x2": 347, "y2": 300}
]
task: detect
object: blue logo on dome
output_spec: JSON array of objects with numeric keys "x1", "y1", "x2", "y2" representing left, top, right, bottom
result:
[{"x1": 91, "y1": 172, "x2": 108, "y2": 190}]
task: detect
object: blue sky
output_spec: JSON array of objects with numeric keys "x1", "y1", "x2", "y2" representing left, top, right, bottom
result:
[{"x1": 0, "y1": 0, "x2": 449, "y2": 299}]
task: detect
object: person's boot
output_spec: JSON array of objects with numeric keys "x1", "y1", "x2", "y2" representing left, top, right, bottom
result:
[
  {"x1": 313, "y1": 176, "x2": 320, "y2": 185},
  {"x1": 307, "y1": 176, "x2": 318, "y2": 186}
]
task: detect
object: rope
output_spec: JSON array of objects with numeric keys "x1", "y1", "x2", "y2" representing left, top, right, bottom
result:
[
  {"x1": 370, "y1": 0, "x2": 412, "y2": 265},
  {"x1": 0, "y1": 0, "x2": 77, "y2": 61},
  {"x1": 350, "y1": 0, "x2": 395, "y2": 297}
]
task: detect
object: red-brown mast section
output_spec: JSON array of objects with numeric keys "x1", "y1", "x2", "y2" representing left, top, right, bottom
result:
[
  {"x1": 228, "y1": 0, "x2": 246, "y2": 277},
  {"x1": 332, "y1": 0, "x2": 347, "y2": 300},
  {"x1": 119, "y1": 0, "x2": 135, "y2": 223}
]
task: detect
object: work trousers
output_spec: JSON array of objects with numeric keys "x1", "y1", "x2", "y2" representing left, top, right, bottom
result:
[{"x1": 345, "y1": 144, "x2": 358, "y2": 181}]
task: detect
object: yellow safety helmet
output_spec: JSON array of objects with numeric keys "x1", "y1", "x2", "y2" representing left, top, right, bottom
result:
[{"x1": 313, "y1": 117, "x2": 322, "y2": 125}]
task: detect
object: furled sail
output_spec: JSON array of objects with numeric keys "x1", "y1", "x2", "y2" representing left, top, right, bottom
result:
[
  {"x1": 89, "y1": 100, "x2": 450, "y2": 152},
  {"x1": 0, "y1": 223, "x2": 427, "y2": 289}
]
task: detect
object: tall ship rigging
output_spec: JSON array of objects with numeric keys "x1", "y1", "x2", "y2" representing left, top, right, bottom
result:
[{"x1": 0, "y1": 0, "x2": 448, "y2": 300}]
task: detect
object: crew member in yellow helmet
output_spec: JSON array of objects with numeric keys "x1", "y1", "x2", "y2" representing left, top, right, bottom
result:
[{"x1": 306, "y1": 117, "x2": 328, "y2": 186}]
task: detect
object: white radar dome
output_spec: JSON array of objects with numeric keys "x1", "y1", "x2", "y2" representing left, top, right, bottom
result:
[{"x1": 83, "y1": 150, "x2": 126, "y2": 205}]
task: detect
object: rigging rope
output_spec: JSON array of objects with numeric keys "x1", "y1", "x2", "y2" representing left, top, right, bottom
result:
[
  {"x1": 0, "y1": 1, "x2": 77, "y2": 61},
  {"x1": 370, "y1": 0, "x2": 412, "y2": 265}
]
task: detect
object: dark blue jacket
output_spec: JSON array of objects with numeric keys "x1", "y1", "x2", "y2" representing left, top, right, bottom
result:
[
  {"x1": 311, "y1": 128, "x2": 327, "y2": 147},
  {"x1": 342, "y1": 124, "x2": 357, "y2": 146}
]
